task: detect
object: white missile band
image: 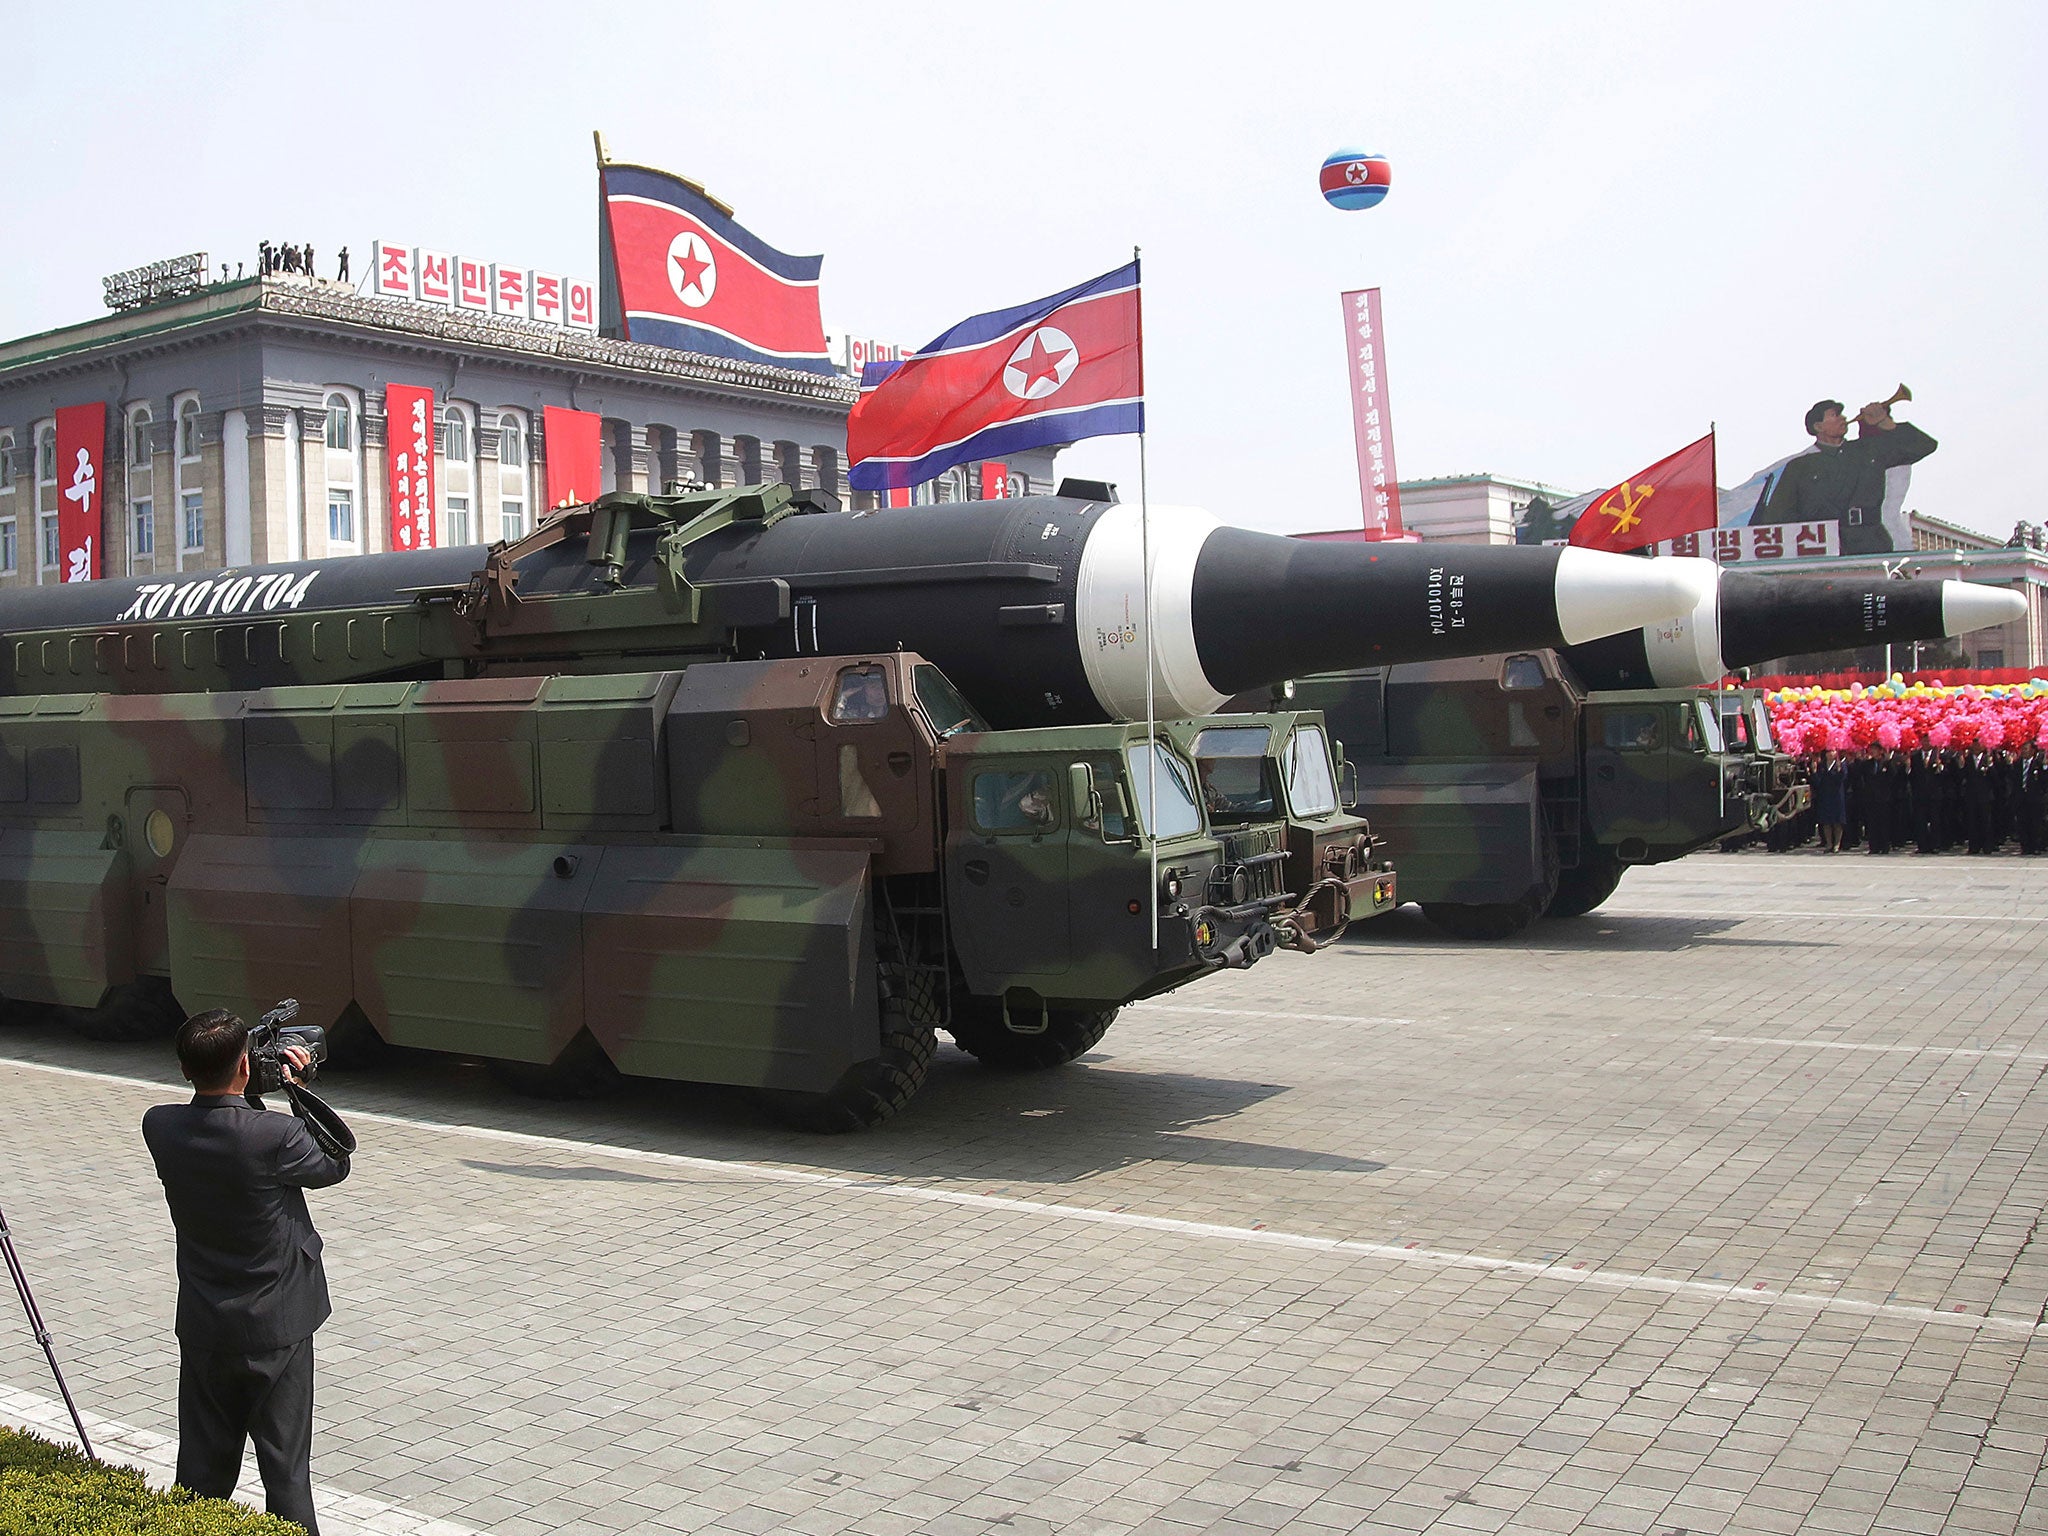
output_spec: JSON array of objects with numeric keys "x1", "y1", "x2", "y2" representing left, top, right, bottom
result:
[
  {"x1": 1074, "y1": 501, "x2": 1228, "y2": 722},
  {"x1": 1940, "y1": 580, "x2": 2028, "y2": 637},
  {"x1": 1553, "y1": 549, "x2": 1718, "y2": 651},
  {"x1": 1631, "y1": 556, "x2": 1727, "y2": 688}
]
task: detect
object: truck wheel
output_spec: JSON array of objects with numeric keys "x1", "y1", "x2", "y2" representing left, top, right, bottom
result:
[
  {"x1": 489, "y1": 1028, "x2": 623, "y2": 1100},
  {"x1": 63, "y1": 978, "x2": 183, "y2": 1042},
  {"x1": 1546, "y1": 854, "x2": 1627, "y2": 919},
  {"x1": 946, "y1": 1004, "x2": 1117, "y2": 1069},
  {"x1": 762, "y1": 994, "x2": 937, "y2": 1133},
  {"x1": 1420, "y1": 896, "x2": 1544, "y2": 941}
]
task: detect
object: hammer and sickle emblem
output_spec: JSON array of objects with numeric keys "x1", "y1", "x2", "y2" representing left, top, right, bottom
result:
[{"x1": 1598, "y1": 481, "x2": 1655, "y2": 534}]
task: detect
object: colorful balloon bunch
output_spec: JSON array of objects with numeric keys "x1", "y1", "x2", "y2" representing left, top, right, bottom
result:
[{"x1": 1765, "y1": 675, "x2": 2048, "y2": 755}]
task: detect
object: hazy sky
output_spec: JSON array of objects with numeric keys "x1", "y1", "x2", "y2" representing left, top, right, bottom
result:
[{"x1": 4, "y1": 2, "x2": 2040, "y2": 537}]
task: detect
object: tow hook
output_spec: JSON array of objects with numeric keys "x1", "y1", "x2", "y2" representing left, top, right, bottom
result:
[{"x1": 1275, "y1": 919, "x2": 1318, "y2": 954}]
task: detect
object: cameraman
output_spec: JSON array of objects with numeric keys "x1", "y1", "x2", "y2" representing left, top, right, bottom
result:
[{"x1": 141, "y1": 1009, "x2": 349, "y2": 1534}]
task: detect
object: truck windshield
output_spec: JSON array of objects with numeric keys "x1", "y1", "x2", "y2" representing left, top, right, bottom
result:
[
  {"x1": 1749, "y1": 698, "x2": 1775, "y2": 751},
  {"x1": 1125, "y1": 742, "x2": 1204, "y2": 840},
  {"x1": 1191, "y1": 726, "x2": 1277, "y2": 822},
  {"x1": 912, "y1": 664, "x2": 985, "y2": 739},
  {"x1": 1719, "y1": 700, "x2": 1752, "y2": 748},
  {"x1": 1693, "y1": 699, "x2": 1725, "y2": 752},
  {"x1": 1284, "y1": 724, "x2": 1340, "y2": 816}
]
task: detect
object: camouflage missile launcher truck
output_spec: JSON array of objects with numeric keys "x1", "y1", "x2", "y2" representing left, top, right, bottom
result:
[
  {"x1": 0, "y1": 487, "x2": 1376, "y2": 1129},
  {"x1": 0, "y1": 483, "x2": 1697, "y2": 1119},
  {"x1": 0, "y1": 650, "x2": 1385, "y2": 1128},
  {"x1": 1281, "y1": 653, "x2": 1801, "y2": 939}
]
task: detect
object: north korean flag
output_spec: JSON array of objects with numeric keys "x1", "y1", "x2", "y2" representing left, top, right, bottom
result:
[
  {"x1": 847, "y1": 263, "x2": 1143, "y2": 492},
  {"x1": 600, "y1": 164, "x2": 833, "y2": 375}
]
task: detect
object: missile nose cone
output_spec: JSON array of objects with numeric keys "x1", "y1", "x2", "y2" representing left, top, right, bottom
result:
[
  {"x1": 1940, "y1": 580, "x2": 2027, "y2": 637},
  {"x1": 1551, "y1": 548, "x2": 1719, "y2": 646}
]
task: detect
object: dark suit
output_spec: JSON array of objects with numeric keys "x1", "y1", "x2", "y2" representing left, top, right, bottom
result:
[{"x1": 142, "y1": 1094, "x2": 349, "y2": 1533}]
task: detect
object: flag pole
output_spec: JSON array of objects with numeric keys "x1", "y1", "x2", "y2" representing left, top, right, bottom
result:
[{"x1": 1134, "y1": 245, "x2": 1158, "y2": 952}]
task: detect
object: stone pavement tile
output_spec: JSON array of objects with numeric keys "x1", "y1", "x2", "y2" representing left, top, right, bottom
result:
[{"x1": 6, "y1": 858, "x2": 2048, "y2": 1536}]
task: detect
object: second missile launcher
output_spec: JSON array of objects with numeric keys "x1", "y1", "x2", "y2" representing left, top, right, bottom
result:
[{"x1": 1278, "y1": 562, "x2": 2024, "y2": 938}]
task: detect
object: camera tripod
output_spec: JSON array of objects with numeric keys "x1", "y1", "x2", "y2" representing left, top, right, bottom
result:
[{"x1": 0, "y1": 1202, "x2": 96, "y2": 1462}]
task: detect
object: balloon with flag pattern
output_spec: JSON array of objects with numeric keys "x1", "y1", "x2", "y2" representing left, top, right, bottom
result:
[{"x1": 1321, "y1": 149, "x2": 1391, "y2": 210}]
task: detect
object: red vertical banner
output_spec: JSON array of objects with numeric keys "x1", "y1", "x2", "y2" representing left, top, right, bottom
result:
[
  {"x1": 544, "y1": 406, "x2": 603, "y2": 509},
  {"x1": 54, "y1": 402, "x2": 106, "y2": 581},
  {"x1": 1340, "y1": 288, "x2": 1404, "y2": 539},
  {"x1": 384, "y1": 384, "x2": 437, "y2": 551},
  {"x1": 979, "y1": 461, "x2": 1008, "y2": 499}
]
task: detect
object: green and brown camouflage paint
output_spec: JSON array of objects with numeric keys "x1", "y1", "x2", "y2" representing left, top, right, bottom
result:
[
  {"x1": 0, "y1": 652, "x2": 1389, "y2": 1128},
  {"x1": 1278, "y1": 651, "x2": 1803, "y2": 939}
]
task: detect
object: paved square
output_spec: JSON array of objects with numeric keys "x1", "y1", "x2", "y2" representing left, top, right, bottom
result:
[{"x1": 1, "y1": 851, "x2": 2043, "y2": 1534}]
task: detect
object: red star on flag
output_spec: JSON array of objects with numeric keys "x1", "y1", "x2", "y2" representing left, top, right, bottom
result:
[
  {"x1": 671, "y1": 245, "x2": 711, "y2": 295},
  {"x1": 1014, "y1": 332, "x2": 1071, "y2": 391}
]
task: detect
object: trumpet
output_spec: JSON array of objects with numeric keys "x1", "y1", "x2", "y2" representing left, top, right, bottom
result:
[{"x1": 1858, "y1": 383, "x2": 1911, "y2": 423}]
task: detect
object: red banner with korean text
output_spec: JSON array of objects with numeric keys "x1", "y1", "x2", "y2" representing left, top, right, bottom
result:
[
  {"x1": 544, "y1": 407, "x2": 603, "y2": 509},
  {"x1": 1341, "y1": 289, "x2": 1404, "y2": 539},
  {"x1": 54, "y1": 402, "x2": 106, "y2": 581},
  {"x1": 384, "y1": 384, "x2": 437, "y2": 552},
  {"x1": 979, "y1": 461, "x2": 1008, "y2": 499}
]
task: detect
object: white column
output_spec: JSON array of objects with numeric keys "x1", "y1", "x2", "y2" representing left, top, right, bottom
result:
[
  {"x1": 284, "y1": 412, "x2": 304, "y2": 563},
  {"x1": 222, "y1": 409, "x2": 251, "y2": 565}
]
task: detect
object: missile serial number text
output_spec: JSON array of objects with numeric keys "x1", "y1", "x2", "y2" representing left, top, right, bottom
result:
[
  {"x1": 116, "y1": 569, "x2": 323, "y2": 623},
  {"x1": 1425, "y1": 568, "x2": 1469, "y2": 638}
]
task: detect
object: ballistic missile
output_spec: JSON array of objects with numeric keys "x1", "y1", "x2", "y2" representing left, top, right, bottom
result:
[
  {"x1": 1558, "y1": 557, "x2": 2029, "y2": 690},
  {"x1": 0, "y1": 489, "x2": 1703, "y2": 728}
]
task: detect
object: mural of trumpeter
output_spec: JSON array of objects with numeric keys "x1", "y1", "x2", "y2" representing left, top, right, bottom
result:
[{"x1": 1753, "y1": 395, "x2": 1937, "y2": 555}]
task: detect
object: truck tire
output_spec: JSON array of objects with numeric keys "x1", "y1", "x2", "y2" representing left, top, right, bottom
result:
[
  {"x1": 1420, "y1": 896, "x2": 1545, "y2": 941},
  {"x1": 762, "y1": 967, "x2": 941, "y2": 1132},
  {"x1": 489, "y1": 1028, "x2": 623, "y2": 1100},
  {"x1": 946, "y1": 1004, "x2": 1117, "y2": 1069},
  {"x1": 1546, "y1": 853, "x2": 1627, "y2": 919},
  {"x1": 63, "y1": 977, "x2": 183, "y2": 1042}
]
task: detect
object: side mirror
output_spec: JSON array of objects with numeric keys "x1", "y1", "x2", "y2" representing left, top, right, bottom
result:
[
  {"x1": 1068, "y1": 761, "x2": 1103, "y2": 832},
  {"x1": 1339, "y1": 758, "x2": 1359, "y2": 812}
]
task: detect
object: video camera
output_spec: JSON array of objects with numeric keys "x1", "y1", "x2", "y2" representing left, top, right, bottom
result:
[{"x1": 247, "y1": 998, "x2": 327, "y2": 1098}]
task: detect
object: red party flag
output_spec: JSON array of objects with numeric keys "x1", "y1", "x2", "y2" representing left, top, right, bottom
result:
[{"x1": 1569, "y1": 431, "x2": 1718, "y2": 553}]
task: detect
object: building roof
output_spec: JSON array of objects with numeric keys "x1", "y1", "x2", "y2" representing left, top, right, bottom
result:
[
  {"x1": 1397, "y1": 472, "x2": 1579, "y2": 498},
  {"x1": 0, "y1": 276, "x2": 858, "y2": 412}
]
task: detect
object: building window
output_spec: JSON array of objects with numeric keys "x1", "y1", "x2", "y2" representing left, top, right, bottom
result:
[
  {"x1": 129, "y1": 408, "x2": 153, "y2": 467},
  {"x1": 178, "y1": 398, "x2": 201, "y2": 460},
  {"x1": 0, "y1": 520, "x2": 14, "y2": 572},
  {"x1": 36, "y1": 426, "x2": 56, "y2": 484},
  {"x1": 182, "y1": 491, "x2": 204, "y2": 551},
  {"x1": 324, "y1": 394, "x2": 352, "y2": 453},
  {"x1": 40, "y1": 513, "x2": 58, "y2": 569},
  {"x1": 445, "y1": 408, "x2": 470, "y2": 463},
  {"x1": 1006, "y1": 473, "x2": 1029, "y2": 498},
  {"x1": 499, "y1": 416, "x2": 525, "y2": 468},
  {"x1": 132, "y1": 499, "x2": 154, "y2": 557},
  {"x1": 0, "y1": 431, "x2": 15, "y2": 488},
  {"x1": 328, "y1": 488, "x2": 355, "y2": 544},
  {"x1": 445, "y1": 495, "x2": 471, "y2": 545},
  {"x1": 501, "y1": 499, "x2": 526, "y2": 541}
]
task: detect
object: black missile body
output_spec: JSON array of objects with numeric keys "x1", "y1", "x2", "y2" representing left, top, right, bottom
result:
[
  {"x1": 0, "y1": 491, "x2": 1699, "y2": 727},
  {"x1": 1559, "y1": 560, "x2": 2028, "y2": 691}
]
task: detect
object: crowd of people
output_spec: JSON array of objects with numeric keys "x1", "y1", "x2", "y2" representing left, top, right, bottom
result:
[{"x1": 1753, "y1": 743, "x2": 2048, "y2": 855}]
